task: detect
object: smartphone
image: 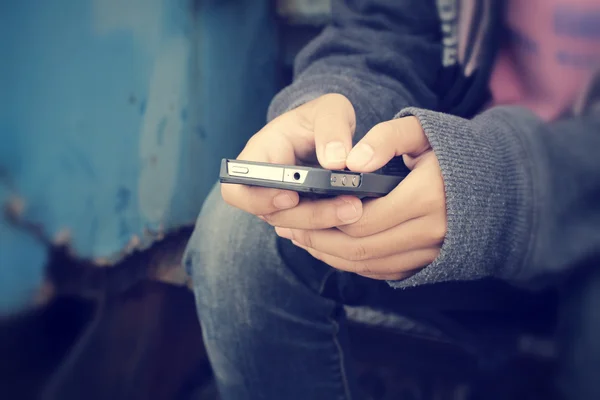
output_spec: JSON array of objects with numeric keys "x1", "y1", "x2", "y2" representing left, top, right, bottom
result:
[{"x1": 219, "y1": 158, "x2": 408, "y2": 198}]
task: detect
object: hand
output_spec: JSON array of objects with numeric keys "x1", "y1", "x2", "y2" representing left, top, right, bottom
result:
[
  {"x1": 221, "y1": 94, "x2": 364, "y2": 229},
  {"x1": 275, "y1": 117, "x2": 447, "y2": 280}
]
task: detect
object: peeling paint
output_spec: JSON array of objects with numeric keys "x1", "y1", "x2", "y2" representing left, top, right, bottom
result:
[
  {"x1": 32, "y1": 281, "x2": 56, "y2": 307},
  {"x1": 6, "y1": 196, "x2": 25, "y2": 218},
  {"x1": 53, "y1": 228, "x2": 71, "y2": 246},
  {"x1": 93, "y1": 257, "x2": 111, "y2": 267},
  {"x1": 125, "y1": 234, "x2": 141, "y2": 253}
]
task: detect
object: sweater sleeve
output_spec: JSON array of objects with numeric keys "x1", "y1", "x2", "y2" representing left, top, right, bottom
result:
[
  {"x1": 267, "y1": 0, "x2": 442, "y2": 139},
  {"x1": 390, "y1": 106, "x2": 600, "y2": 288}
]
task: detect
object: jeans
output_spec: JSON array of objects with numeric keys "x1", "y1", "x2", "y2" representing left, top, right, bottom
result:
[{"x1": 183, "y1": 184, "x2": 599, "y2": 400}]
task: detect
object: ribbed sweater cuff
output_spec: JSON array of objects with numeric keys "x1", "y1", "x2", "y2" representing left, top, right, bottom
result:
[{"x1": 388, "y1": 107, "x2": 534, "y2": 287}]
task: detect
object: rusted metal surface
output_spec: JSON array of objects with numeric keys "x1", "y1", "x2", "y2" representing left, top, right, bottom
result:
[{"x1": 0, "y1": 0, "x2": 279, "y2": 313}]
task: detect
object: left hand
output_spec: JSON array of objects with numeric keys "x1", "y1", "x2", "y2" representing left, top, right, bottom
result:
[{"x1": 274, "y1": 116, "x2": 447, "y2": 280}]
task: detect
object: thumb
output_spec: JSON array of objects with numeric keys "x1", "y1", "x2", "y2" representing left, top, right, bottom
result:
[
  {"x1": 310, "y1": 94, "x2": 356, "y2": 170},
  {"x1": 345, "y1": 116, "x2": 430, "y2": 173}
]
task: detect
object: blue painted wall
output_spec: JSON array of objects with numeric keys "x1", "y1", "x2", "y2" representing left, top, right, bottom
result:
[{"x1": 0, "y1": 0, "x2": 279, "y2": 314}]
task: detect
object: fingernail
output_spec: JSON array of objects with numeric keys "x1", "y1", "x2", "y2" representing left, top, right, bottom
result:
[
  {"x1": 275, "y1": 227, "x2": 293, "y2": 240},
  {"x1": 273, "y1": 193, "x2": 295, "y2": 209},
  {"x1": 325, "y1": 141, "x2": 347, "y2": 164},
  {"x1": 337, "y1": 200, "x2": 360, "y2": 223},
  {"x1": 347, "y1": 143, "x2": 374, "y2": 168}
]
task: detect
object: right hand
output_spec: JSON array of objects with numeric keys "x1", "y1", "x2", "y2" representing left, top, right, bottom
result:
[{"x1": 221, "y1": 93, "x2": 364, "y2": 229}]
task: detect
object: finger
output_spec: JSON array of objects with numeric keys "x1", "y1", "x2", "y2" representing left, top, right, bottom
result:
[
  {"x1": 222, "y1": 125, "x2": 303, "y2": 215},
  {"x1": 346, "y1": 116, "x2": 429, "y2": 173},
  {"x1": 277, "y1": 215, "x2": 445, "y2": 261},
  {"x1": 221, "y1": 183, "x2": 299, "y2": 216},
  {"x1": 356, "y1": 271, "x2": 416, "y2": 281},
  {"x1": 265, "y1": 196, "x2": 362, "y2": 229},
  {"x1": 402, "y1": 147, "x2": 439, "y2": 172},
  {"x1": 308, "y1": 94, "x2": 356, "y2": 170},
  {"x1": 238, "y1": 128, "x2": 298, "y2": 165},
  {"x1": 339, "y1": 161, "x2": 445, "y2": 237},
  {"x1": 295, "y1": 242, "x2": 439, "y2": 276}
]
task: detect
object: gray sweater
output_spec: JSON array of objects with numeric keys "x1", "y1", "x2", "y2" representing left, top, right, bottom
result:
[{"x1": 267, "y1": 0, "x2": 600, "y2": 288}]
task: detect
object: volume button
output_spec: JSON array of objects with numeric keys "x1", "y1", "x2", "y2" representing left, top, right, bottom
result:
[{"x1": 231, "y1": 166, "x2": 249, "y2": 174}]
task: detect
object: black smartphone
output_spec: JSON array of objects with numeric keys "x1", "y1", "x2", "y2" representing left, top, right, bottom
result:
[{"x1": 219, "y1": 158, "x2": 408, "y2": 198}]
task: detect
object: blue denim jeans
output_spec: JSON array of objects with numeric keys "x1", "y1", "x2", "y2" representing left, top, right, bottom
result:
[{"x1": 184, "y1": 184, "x2": 599, "y2": 400}]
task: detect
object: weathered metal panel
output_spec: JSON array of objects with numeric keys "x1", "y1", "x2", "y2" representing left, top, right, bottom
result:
[
  {"x1": 0, "y1": 0, "x2": 279, "y2": 312},
  {"x1": 0, "y1": 184, "x2": 48, "y2": 315}
]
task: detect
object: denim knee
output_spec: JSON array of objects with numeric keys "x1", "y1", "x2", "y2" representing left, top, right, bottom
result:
[
  {"x1": 183, "y1": 184, "x2": 281, "y2": 293},
  {"x1": 183, "y1": 185, "x2": 350, "y2": 397},
  {"x1": 183, "y1": 183, "x2": 336, "y2": 315}
]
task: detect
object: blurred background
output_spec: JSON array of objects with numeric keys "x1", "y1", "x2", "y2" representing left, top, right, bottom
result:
[{"x1": 0, "y1": 1, "x2": 558, "y2": 399}]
